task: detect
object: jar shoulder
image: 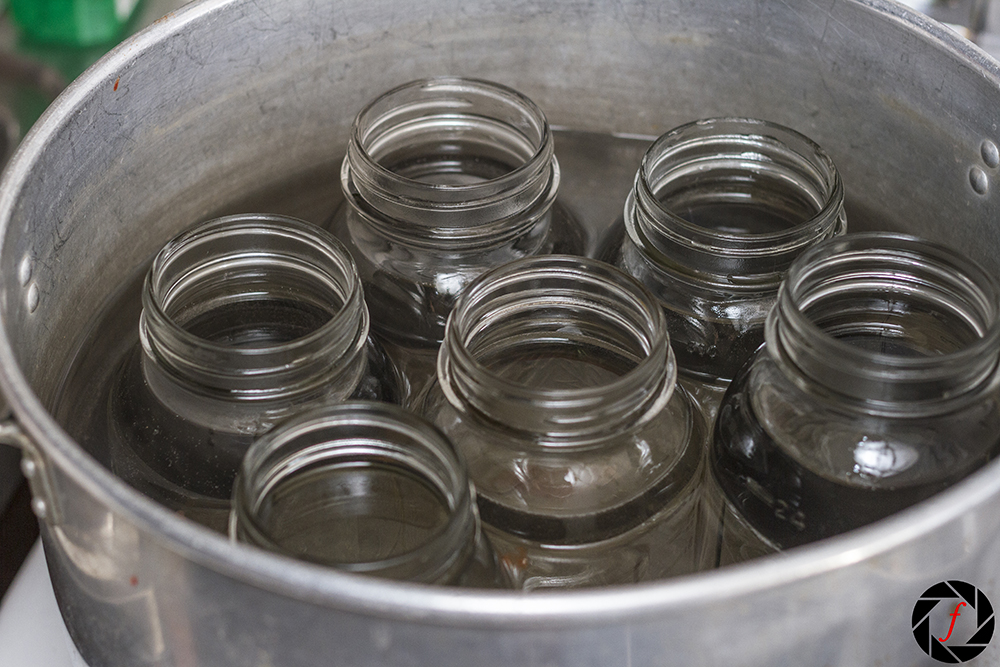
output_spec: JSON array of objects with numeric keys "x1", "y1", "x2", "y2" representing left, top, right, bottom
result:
[
  {"x1": 723, "y1": 349, "x2": 1000, "y2": 489},
  {"x1": 418, "y1": 379, "x2": 709, "y2": 517},
  {"x1": 327, "y1": 200, "x2": 586, "y2": 347}
]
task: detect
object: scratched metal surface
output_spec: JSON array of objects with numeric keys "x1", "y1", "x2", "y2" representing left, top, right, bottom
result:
[{"x1": 0, "y1": 0, "x2": 998, "y2": 665}]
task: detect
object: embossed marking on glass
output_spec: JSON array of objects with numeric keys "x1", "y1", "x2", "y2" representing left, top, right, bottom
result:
[
  {"x1": 711, "y1": 233, "x2": 1000, "y2": 564},
  {"x1": 419, "y1": 255, "x2": 710, "y2": 589}
]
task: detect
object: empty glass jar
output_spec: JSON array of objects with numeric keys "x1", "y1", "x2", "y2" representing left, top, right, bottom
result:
[
  {"x1": 108, "y1": 214, "x2": 400, "y2": 531},
  {"x1": 711, "y1": 233, "x2": 1000, "y2": 564},
  {"x1": 329, "y1": 77, "x2": 584, "y2": 400},
  {"x1": 599, "y1": 118, "x2": 846, "y2": 412},
  {"x1": 418, "y1": 255, "x2": 711, "y2": 590},
  {"x1": 231, "y1": 401, "x2": 506, "y2": 586}
]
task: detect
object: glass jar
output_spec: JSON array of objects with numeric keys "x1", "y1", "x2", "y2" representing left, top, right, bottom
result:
[
  {"x1": 599, "y1": 118, "x2": 846, "y2": 413},
  {"x1": 329, "y1": 77, "x2": 585, "y2": 401},
  {"x1": 418, "y1": 255, "x2": 710, "y2": 590},
  {"x1": 108, "y1": 214, "x2": 400, "y2": 532},
  {"x1": 231, "y1": 401, "x2": 507, "y2": 587},
  {"x1": 710, "y1": 233, "x2": 1000, "y2": 564}
]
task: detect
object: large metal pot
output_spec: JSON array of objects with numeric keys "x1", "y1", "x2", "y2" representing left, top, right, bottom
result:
[{"x1": 1, "y1": 1, "x2": 999, "y2": 665}]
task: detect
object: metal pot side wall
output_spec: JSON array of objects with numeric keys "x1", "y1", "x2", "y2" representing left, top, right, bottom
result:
[
  {"x1": 40, "y1": 464, "x2": 1000, "y2": 666},
  {"x1": 0, "y1": 0, "x2": 998, "y2": 665}
]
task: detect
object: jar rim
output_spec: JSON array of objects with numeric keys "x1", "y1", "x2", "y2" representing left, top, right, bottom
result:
[
  {"x1": 627, "y1": 117, "x2": 847, "y2": 290},
  {"x1": 637, "y1": 116, "x2": 845, "y2": 245},
  {"x1": 349, "y1": 77, "x2": 553, "y2": 201},
  {"x1": 438, "y1": 255, "x2": 675, "y2": 441},
  {"x1": 769, "y1": 232, "x2": 1000, "y2": 412},
  {"x1": 233, "y1": 401, "x2": 477, "y2": 579},
  {"x1": 143, "y1": 213, "x2": 365, "y2": 358}
]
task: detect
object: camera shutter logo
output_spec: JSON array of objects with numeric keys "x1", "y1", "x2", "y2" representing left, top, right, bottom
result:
[{"x1": 912, "y1": 581, "x2": 994, "y2": 663}]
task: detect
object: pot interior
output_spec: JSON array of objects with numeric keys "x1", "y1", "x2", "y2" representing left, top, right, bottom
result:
[{"x1": 2, "y1": 0, "x2": 999, "y2": 520}]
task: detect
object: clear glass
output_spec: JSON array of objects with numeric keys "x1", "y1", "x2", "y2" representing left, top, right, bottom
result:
[
  {"x1": 231, "y1": 401, "x2": 506, "y2": 586},
  {"x1": 108, "y1": 214, "x2": 400, "y2": 532},
  {"x1": 710, "y1": 233, "x2": 1000, "y2": 564},
  {"x1": 599, "y1": 118, "x2": 847, "y2": 414},
  {"x1": 418, "y1": 255, "x2": 710, "y2": 590},
  {"x1": 329, "y1": 77, "x2": 585, "y2": 401}
]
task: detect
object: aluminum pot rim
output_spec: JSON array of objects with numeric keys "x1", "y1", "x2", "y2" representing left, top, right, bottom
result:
[{"x1": 0, "y1": 0, "x2": 998, "y2": 630}]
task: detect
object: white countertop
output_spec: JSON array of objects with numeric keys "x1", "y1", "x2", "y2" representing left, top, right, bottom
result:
[{"x1": 0, "y1": 541, "x2": 87, "y2": 667}]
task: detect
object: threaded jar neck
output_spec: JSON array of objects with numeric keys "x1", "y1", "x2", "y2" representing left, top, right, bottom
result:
[
  {"x1": 627, "y1": 117, "x2": 845, "y2": 290},
  {"x1": 232, "y1": 402, "x2": 480, "y2": 584},
  {"x1": 438, "y1": 255, "x2": 676, "y2": 444},
  {"x1": 140, "y1": 214, "x2": 368, "y2": 407},
  {"x1": 341, "y1": 77, "x2": 559, "y2": 249},
  {"x1": 768, "y1": 233, "x2": 1000, "y2": 416}
]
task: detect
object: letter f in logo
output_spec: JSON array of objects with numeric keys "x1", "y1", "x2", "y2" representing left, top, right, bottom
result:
[{"x1": 939, "y1": 601, "x2": 967, "y2": 643}]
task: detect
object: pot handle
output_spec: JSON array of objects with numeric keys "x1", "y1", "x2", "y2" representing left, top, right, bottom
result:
[{"x1": 0, "y1": 418, "x2": 62, "y2": 525}]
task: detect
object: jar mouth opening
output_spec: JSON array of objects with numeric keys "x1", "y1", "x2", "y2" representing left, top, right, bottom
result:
[
  {"x1": 771, "y1": 233, "x2": 1000, "y2": 409},
  {"x1": 638, "y1": 118, "x2": 843, "y2": 245},
  {"x1": 448, "y1": 256, "x2": 668, "y2": 397},
  {"x1": 439, "y1": 256, "x2": 675, "y2": 439},
  {"x1": 234, "y1": 402, "x2": 475, "y2": 578},
  {"x1": 343, "y1": 78, "x2": 559, "y2": 235},
  {"x1": 143, "y1": 214, "x2": 365, "y2": 358},
  {"x1": 350, "y1": 77, "x2": 552, "y2": 200}
]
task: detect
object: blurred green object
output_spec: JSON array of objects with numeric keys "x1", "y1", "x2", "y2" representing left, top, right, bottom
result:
[{"x1": 8, "y1": 0, "x2": 140, "y2": 46}]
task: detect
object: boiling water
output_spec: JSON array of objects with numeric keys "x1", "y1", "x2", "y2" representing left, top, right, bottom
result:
[
  {"x1": 662, "y1": 174, "x2": 822, "y2": 235},
  {"x1": 382, "y1": 149, "x2": 520, "y2": 186},
  {"x1": 183, "y1": 298, "x2": 333, "y2": 346},
  {"x1": 50, "y1": 130, "x2": 895, "y2": 543},
  {"x1": 479, "y1": 340, "x2": 637, "y2": 390}
]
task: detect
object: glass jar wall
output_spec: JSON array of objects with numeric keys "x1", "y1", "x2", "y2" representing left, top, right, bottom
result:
[
  {"x1": 600, "y1": 118, "x2": 846, "y2": 413},
  {"x1": 710, "y1": 233, "x2": 1000, "y2": 564},
  {"x1": 231, "y1": 402, "x2": 506, "y2": 586},
  {"x1": 418, "y1": 255, "x2": 710, "y2": 589},
  {"x1": 108, "y1": 214, "x2": 400, "y2": 532},
  {"x1": 329, "y1": 78, "x2": 585, "y2": 401}
]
